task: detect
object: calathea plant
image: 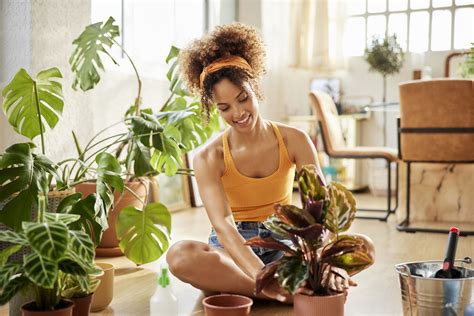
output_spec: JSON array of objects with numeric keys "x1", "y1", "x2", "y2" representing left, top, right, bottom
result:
[
  {"x1": 65, "y1": 17, "x2": 219, "y2": 264},
  {"x1": 0, "y1": 195, "x2": 98, "y2": 311},
  {"x1": 245, "y1": 165, "x2": 374, "y2": 296}
]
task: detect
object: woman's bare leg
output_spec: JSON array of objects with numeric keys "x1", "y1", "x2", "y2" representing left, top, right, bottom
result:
[{"x1": 166, "y1": 240, "x2": 259, "y2": 297}]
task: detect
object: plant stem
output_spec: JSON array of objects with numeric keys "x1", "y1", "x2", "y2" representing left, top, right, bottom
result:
[
  {"x1": 38, "y1": 193, "x2": 46, "y2": 223},
  {"x1": 112, "y1": 39, "x2": 142, "y2": 115},
  {"x1": 33, "y1": 81, "x2": 45, "y2": 155}
]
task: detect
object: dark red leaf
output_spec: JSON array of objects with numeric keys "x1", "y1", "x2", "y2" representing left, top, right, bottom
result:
[{"x1": 244, "y1": 236, "x2": 296, "y2": 255}]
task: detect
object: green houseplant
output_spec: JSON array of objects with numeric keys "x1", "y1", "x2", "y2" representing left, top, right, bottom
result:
[
  {"x1": 0, "y1": 195, "x2": 97, "y2": 315},
  {"x1": 246, "y1": 165, "x2": 374, "y2": 316},
  {"x1": 66, "y1": 17, "x2": 219, "y2": 264},
  {"x1": 459, "y1": 42, "x2": 474, "y2": 78},
  {"x1": 364, "y1": 34, "x2": 404, "y2": 103}
]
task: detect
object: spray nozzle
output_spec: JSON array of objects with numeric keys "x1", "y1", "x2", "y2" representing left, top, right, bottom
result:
[{"x1": 158, "y1": 267, "x2": 170, "y2": 288}]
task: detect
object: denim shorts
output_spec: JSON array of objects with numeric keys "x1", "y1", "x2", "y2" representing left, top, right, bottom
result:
[{"x1": 208, "y1": 221, "x2": 291, "y2": 265}]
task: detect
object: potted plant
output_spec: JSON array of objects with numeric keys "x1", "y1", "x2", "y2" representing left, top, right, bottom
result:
[
  {"x1": 0, "y1": 194, "x2": 97, "y2": 316},
  {"x1": 364, "y1": 34, "x2": 404, "y2": 104},
  {"x1": 67, "y1": 17, "x2": 219, "y2": 264},
  {"x1": 245, "y1": 165, "x2": 374, "y2": 316}
]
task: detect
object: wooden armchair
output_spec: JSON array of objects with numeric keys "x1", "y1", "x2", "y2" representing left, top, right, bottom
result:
[{"x1": 309, "y1": 91, "x2": 398, "y2": 221}]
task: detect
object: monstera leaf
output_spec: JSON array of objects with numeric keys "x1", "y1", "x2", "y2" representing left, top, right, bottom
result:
[
  {"x1": 2, "y1": 68, "x2": 64, "y2": 140},
  {"x1": 0, "y1": 143, "x2": 57, "y2": 231},
  {"x1": 70, "y1": 16, "x2": 120, "y2": 91},
  {"x1": 94, "y1": 152, "x2": 123, "y2": 230},
  {"x1": 165, "y1": 46, "x2": 189, "y2": 97},
  {"x1": 276, "y1": 256, "x2": 309, "y2": 294},
  {"x1": 116, "y1": 202, "x2": 171, "y2": 265},
  {"x1": 324, "y1": 182, "x2": 356, "y2": 234}
]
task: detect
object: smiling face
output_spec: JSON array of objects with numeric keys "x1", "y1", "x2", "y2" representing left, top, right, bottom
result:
[{"x1": 212, "y1": 78, "x2": 260, "y2": 132}]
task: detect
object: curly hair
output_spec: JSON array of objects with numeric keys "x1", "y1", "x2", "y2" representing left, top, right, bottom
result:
[{"x1": 179, "y1": 22, "x2": 266, "y2": 119}]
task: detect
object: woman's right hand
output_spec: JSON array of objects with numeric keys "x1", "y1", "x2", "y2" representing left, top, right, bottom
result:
[{"x1": 261, "y1": 278, "x2": 293, "y2": 304}]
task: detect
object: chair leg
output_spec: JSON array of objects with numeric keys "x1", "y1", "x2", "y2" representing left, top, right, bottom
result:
[
  {"x1": 390, "y1": 162, "x2": 399, "y2": 213},
  {"x1": 356, "y1": 158, "x2": 395, "y2": 221},
  {"x1": 396, "y1": 162, "x2": 474, "y2": 236}
]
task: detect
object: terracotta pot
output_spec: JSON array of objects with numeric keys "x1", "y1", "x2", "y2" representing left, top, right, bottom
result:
[
  {"x1": 21, "y1": 300, "x2": 74, "y2": 316},
  {"x1": 202, "y1": 294, "x2": 253, "y2": 316},
  {"x1": 75, "y1": 180, "x2": 149, "y2": 256},
  {"x1": 90, "y1": 263, "x2": 114, "y2": 312},
  {"x1": 70, "y1": 293, "x2": 93, "y2": 316},
  {"x1": 294, "y1": 292, "x2": 345, "y2": 316}
]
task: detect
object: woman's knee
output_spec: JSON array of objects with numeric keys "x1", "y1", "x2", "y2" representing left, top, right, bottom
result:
[{"x1": 166, "y1": 241, "x2": 208, "y2": 276}]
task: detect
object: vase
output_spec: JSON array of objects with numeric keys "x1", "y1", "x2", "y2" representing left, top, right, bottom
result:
[
  {"x1": 75, "y1": 179, "x2": 149, "y2": 257},
  {"x1": 90, "y1": 263, "x2": 114, "y2": 312},
  {"x1": 294, "y1": 292, "x2": 345, "y2": 316},
  {"x1": 21, "y1": 300, "x2": 74, "y2": 316}
]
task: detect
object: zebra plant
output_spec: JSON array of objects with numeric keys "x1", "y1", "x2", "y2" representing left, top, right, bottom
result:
[
  {"x1": 0, "y1": 195, "x2": 98, "y2": 311},
  {"x1": 246, "y1": 165, "x2": 374, "y2": 296}
]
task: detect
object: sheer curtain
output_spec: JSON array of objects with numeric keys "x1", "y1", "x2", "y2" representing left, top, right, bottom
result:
[{"x1": 290, "y1": 0, "x2": 347, "y2": 72}]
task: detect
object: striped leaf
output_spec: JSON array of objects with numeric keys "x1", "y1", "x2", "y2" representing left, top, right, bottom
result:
[
  {"x1": 44, "y1": 213, "x2": 80, "y2": 225},
  {"x1": 325, "y1": 182, "x2": 356, "y2": 234},
  {"x1": 0, "y1": 230, "x2": 28, "y2": 246},
  {"x1": 23, "y1": 222, "x2": 68, "y2": 261},
  {"x1": 58, "y1": 251, "x2": 89, "y2": 276},
  {"x1": 0, "y1": 262, "x2": 22, "y2": 288},
  {"x1": 68, "y1": 230, "x2": 94, "y2": 262},
  {"x1": 23, "y1": 251, "x2": 58, "y2": 289},
  {"x1": 276, "y1": 256, "x2": 309, "y2": 295},
  {"x1": 0, "y1": 275, "x2": 29, "y2": 305}
]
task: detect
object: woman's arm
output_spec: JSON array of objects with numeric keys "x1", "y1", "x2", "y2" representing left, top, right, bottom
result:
[{"x1": 193, "y1": 149, "x2": 264, "y2": 280}]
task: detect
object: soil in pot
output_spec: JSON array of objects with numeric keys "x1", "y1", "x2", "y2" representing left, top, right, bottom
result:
[
  {"x1": 70, "y1": 293, "x2": 93, "y2": 316},
  {"x1": 202, "y1": 294, "x2": 253, "y2": 316},
  {"x1": 21, "y1": 300, "x2": 74, "y2": 316},
  {"x1": 294, "y1": 292, "x2": 345, "y2": 316}
]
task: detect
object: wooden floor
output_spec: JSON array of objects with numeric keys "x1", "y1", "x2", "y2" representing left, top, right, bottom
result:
[
  {"x1": 144, "y1": 192, "x2": 474, "y2": 316},
  {"x1": 1, "y1": 193, "x2": 472, "y2": 316}
]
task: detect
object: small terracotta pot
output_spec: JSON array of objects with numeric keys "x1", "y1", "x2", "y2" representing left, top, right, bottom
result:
[
  {"x1": 75, "y1": 180, "x2": 149, "y2": 256},
  {"x1": 294, "y1": 292, "x2": 345, "y2": 316},
  {"x1": 90, "y1": 263, "x2": 114, "y2": 312},
  {"x1": 70, "y1": 293, "x2": 93, "y2": 316},
  {"x1": 21, "y1": 300, "x2": 74, "y2": 316},
  {"x1": 202, "y1": 294, "x2": 253, "y2": 316}
]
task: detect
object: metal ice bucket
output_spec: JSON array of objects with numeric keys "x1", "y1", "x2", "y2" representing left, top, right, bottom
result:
[{"x1": 395, "y1": 258, "x2": 474, "y2": 316}]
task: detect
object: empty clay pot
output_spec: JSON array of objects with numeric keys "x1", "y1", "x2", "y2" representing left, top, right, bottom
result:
[
  {"x1": 90, "y1": 263, "x2": 114, "y2": 312},
  {"x1": 294, "y1": 292, "x2": 345, "y2": 316},
  {"x1": 202, "y1": 294, "x2": 253, "y2": 316}
]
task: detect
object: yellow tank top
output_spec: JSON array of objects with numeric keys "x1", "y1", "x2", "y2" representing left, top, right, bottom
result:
[{"x1": 221, "y1": 121, "x2": 296, "y2": 222}]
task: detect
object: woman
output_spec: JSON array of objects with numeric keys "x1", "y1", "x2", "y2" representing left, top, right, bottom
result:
[{"x1": 166, "y1": 23, "x2": 373, "y2": 303}]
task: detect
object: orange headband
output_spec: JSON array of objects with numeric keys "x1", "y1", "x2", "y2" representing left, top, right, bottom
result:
[{"x1": 199, "y1": 55, "x2": 253, "y2": 88}]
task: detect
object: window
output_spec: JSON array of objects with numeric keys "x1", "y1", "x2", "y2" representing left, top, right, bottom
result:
[
  {"x1": 345, "y1": 0, "x2": 474, "y2": 56},
  {"x1": 92, "y1": 0, "x2": 207, "y2": 78}
]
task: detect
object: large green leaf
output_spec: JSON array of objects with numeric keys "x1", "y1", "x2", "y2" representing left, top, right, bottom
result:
[
  {"x1": 70, "y1": 16, "x2": 120, "y2": 91},
  {"x1": 165, "y1": 46, "x2": 189, "y2": 96},
  {"x1": 65, "y1": 194, "x2": 104, "y2": 247},
  {"x1": 0, "y1": 143, "x2": 57, "y2": 231},
  {"x1": 276, "y1": 256, "x2": 309, "y2": 294},
  {"x1": 2, "y1": 68, "x2": 64, "y2": 139},
  {"x1": 325, "y1": 182, "x2": 356, "y2": 234},
  {"x1": 23, "y1": 251, "x2": 58, "y2": 289},
  {"x1": 67, "y1": 230, "x2": 94, "y2": 263},
  {"x1": 116, "y1": 202, "x2": 171, "y2": 265},
  {"x1": 23, "y1": 222, "x2": 68, "y2": 261},
  {"x1": 128, "y1": 139, "x2": 155, "y2": 177},
  {"x1": 95, "y1": 152, "x2": 123, "y2": 230}
]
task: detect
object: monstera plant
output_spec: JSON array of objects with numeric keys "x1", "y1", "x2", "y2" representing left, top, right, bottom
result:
[
  {"x1": 0, "y1": 195, "x2": 98, "y2": 314},
  {"x1": 66, "y1": 16, "x2": 219, "y2": 264},
  {"x1": 246, "y1": 165, "x2": 374, "y2": 315}
]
